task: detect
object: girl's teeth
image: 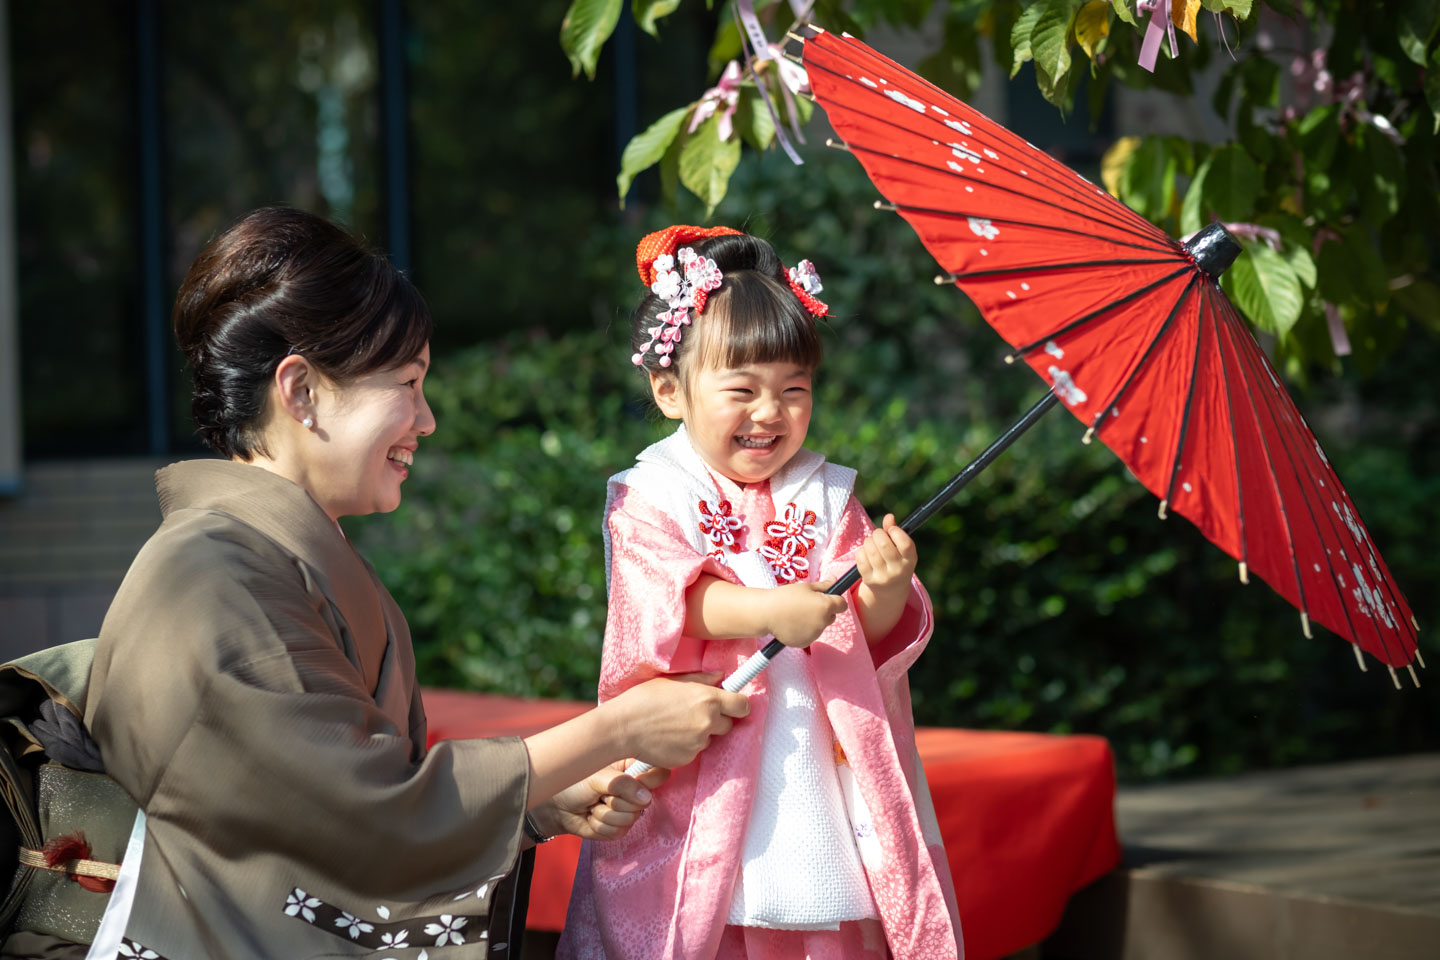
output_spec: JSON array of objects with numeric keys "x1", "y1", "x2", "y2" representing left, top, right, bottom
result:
[
  {"x1": 736, "y1": 436, "x2": 777, "y2": 449},
  {"x1": 388, "y1": 449, "x2": 414, "y2": 466}
]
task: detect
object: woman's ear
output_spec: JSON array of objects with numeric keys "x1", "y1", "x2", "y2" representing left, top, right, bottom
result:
[
  {"x1": 273, "y1": 354, "x2": 317, "y2": 425},
  {"x1": 649, "y1": 370, "x2": 684, "y2": 420}
]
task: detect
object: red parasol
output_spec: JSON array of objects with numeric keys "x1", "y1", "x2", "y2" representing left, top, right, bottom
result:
[{"x1": 796, "y1": 28, "x2": 1421, "y2": 683}]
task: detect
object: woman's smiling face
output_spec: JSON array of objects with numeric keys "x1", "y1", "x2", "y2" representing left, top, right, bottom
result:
[
  {"x1": 307, "y1": 344, "x2": 435, "y2": 518},
  {"x1": 652, "y1": 358, "x2": 813, "y2": 485}
]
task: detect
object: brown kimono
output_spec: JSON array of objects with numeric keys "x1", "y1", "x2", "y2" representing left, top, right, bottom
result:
[{"x1": 85, "y1": 460, "x2": 531, "y2": 959}]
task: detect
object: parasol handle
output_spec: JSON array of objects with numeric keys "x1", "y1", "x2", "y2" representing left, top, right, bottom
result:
[{"x1": 624, "y1": 390, "x2": 1060, "y2": 779}]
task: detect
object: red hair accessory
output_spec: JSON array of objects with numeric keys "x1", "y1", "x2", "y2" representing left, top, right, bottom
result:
[
  {"x1": 636, "y1": 225, "x2": 742, "y2": 287},
  {"x1": 786, "y1": 259, "x2": 829, "y2": 317},
  {"x1": 631, "y1": 225, "x2": 829, "y2": 367}
]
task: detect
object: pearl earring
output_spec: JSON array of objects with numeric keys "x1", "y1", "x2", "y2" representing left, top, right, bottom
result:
[{"x1": 302, "y1": 416, "x2": 314, "y2": 429}]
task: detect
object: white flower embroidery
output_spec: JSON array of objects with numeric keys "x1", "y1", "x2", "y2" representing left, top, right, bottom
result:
[
  {"x1": 376, "y1": 904, "x2": 391, "y2": 920},
  {"x1": 789, "y1": 259, "x2": 823, "y2": 295},
  {"x1": 285, "y1": 888, "x2": 321, "y2": 924},
  {"x1": 381, "y1": 930, "x2": 411, "y2": 948},
  {"x1": 764, "y1": 503, "x2": 819, "y2": 553},
  {"x1": 118, "y1": 942, "x2": 159, "y2": 960},
  {"x1": 968, "y1": 217, "x2": 999, "y2": 240},
  {"x1": 336, "y1": 911, "x2": 375, "y2": 939},
  {"x1": 424, "y1": 914, "x2": 468, "y2": 946},
  {"x1": 760, "y1": 540, "x2": 810, "y2": 584}
]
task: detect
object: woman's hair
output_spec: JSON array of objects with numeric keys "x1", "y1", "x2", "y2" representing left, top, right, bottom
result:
[
  {"x1": 172, "y1": 206, "x2": 432, "y2": 460},
  {"x1": 629, "y1": 232, "x2": 822, "y2": 383}
]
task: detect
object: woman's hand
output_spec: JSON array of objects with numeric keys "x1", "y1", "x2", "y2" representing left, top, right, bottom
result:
[
  {"x1": 538, "y1": 762, "x2": 671, "y2": 842},
  {"x1": 610, "y1": 673, "x2": 750, "y2": 770},
  {"x1": 764, "y1": 580, "x2": 848, "y2": 648}
]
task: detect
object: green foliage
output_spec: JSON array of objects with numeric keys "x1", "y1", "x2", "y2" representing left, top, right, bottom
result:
[
  {"x1": 560, "y1": 0, "x2": 624, "y2": 78},
  {"x1": 353, "y1": 157, "x2": 1440, "y2": 781},
  {"x1": 567, "y1": 0, "x2": 1440, "y2": 380}
]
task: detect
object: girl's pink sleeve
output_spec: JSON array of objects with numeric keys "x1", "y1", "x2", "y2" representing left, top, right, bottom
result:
[
  {"x1": 598, "y1": 484, "x2": 740, "y2": 700},
  {"x1": 819, "y1": 494, "x2": 934, "y2": 671}
]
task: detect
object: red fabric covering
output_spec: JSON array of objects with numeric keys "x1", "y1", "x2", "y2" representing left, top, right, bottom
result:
[{"x1": 422, "y1": 689, "x2": 1120, "y2": 960}]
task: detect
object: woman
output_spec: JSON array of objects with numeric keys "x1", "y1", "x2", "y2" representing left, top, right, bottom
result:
[{"x1": 75, "y1": 207, "x2": 748, "y2": 959}]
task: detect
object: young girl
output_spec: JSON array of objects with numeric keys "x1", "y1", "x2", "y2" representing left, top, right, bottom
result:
[{"x1": 559, "y1": 227, "x2": 962, "y2": 960}]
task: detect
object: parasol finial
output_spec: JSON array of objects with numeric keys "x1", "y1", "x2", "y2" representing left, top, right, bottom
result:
[{"x1": 1184, "y1": 223, "x2": 1242, "y2": 279}]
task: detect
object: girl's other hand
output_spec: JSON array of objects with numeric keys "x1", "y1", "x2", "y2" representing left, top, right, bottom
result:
[
  {"x1": 545, "y1": 762, "x2": 671, "y2": 842},
  {"x1": 766, "y1": 579, "x2": 848, "y2": 648},
  {"x1": 855, "y1": 514, "x2": 917, "y2": 595},
  {"x1": 616, "y1": 672, "x2": 749, "y2": 769}
]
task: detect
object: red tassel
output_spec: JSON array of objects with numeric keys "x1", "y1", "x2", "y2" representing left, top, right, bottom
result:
[
  {"x1": 40, "y1": 831, "x2": 116, "y2": 893},
  {"x1": 41, "y1": 831, "x2": 92, "y2": 867}
]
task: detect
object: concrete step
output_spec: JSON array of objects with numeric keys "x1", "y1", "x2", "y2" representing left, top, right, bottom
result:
[{"x1": 1045, "y1": 754, "x2": 1440, "y2": 960}]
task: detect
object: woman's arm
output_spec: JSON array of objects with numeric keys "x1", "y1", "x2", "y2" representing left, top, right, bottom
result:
[{"x1": 521, "y1": 672, "x2": 748, "y2": 807}]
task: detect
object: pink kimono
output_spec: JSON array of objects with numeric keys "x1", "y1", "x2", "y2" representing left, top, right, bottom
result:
[{"x1": 558, "y1": 426, "x2": 962, "y2": 960}]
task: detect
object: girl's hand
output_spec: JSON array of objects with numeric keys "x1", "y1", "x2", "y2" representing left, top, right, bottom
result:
[
  {"x1": 613, "y1": 672, "x2": 750, "y2": 769},
  {"x1": 541, "y1": 762, "x2": 671, "y2": 842},
  {"x1": 765, "y1": 580, "x2": 848, "y2": 648},
  {"x1": 855, "y1": 514, "x2": 917, "y2": 598}
]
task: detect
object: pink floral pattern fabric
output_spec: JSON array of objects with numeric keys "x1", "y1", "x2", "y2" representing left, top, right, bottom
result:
[{"x1": 557, "y1": 471, "x2": 961, "y2": 960}]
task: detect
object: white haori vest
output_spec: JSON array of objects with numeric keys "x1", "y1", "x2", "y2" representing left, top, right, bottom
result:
[{"x1": 605, "y1": 426, "x2": 880, "y2": 930}]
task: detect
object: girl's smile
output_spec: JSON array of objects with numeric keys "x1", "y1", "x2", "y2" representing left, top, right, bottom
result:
[{"x1": 651, "y1": 361, "x2": 813, "y2": 485}]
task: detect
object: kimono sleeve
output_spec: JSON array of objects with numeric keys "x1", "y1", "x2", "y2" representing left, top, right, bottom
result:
[
  {"x1": 597, "y1": 484, "x2": 736, "y2": 700},
  {"x1": 818, "y1": 494, "x2": 934, "y2": 672},
  {"x1": 88, "y1": 519, "x2": 529, "y2": 903}
]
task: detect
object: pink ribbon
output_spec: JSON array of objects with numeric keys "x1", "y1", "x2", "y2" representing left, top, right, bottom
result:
[
  {"x1": 734, "y1": 0, "x2": 805, "y2": 165},
  {"x1": 1137, "y1": 0, "x2": 1178, "y2": 73}
]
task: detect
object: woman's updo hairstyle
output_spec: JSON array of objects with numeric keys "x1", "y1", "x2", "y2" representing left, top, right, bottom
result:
[
  {"x1": 173, "y1": 206, "x2": 432, "y2": 460},
  {"x1": 630, "y1": 232, "x2": 822, "y2": 382}
]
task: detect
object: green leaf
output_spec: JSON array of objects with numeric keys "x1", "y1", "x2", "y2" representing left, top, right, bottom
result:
[
  {"x1": 1314, "y1": 235, "x2": 1354, "y2": 304},
  {"x1": 1341, "y1": 227, "x2": 1389, "y2": 302},
  {"x1": 1212, "y1": 65, "x2": 1239, "y2": 123},
  {"x1": 1358, "y1": 125, "x2": 1405, "y2": 225},
  {"x1": 616, "y1": 105, "x2": 689, "y2": 206},
  {"x1": 1075, "y1": 1, "x2": 1110, "y2": 59},
  {"x1": 734, "y1": 87, "x2": 775, "y2": 154},
  {"x1": 1222, "y1": 243, "x2": 1303, "y2": 338},
  {"x1": 1120, "y1": 136, "x2": 1177, "y2": 221},
  {"x1": 1427, "y1": 47, "x2": 1440, "y2": 133},
  {"x1": 1031, "y1": 0, "x2": 1077, "y2": 88},
  {"x1": 658, "y1": 126, "x2": 683, "y2": 208},
  {"x1": 1239, "y1": 55, "x2": 1281, "y2": 108},
  {"x1": 1255, "y1": 213, "x2": 1317, "y2": 289},
  {"x1": 1179, "y1": 154, "x2": 1211, "y2": 236},
  {"x1": 1201, "y1": 143, "x2": 1262, "y2": 221},
  {"x1": 633, "y1": 0, "x2": 681, "y2": 37},
  {"x1": 1010, "y1": 1, "x2": 1047, "y2": 78},
  {"x1": 1109, "y1": 0, "x2": 1138, "y2": 26},
  {"x1": 560, "y1": 0, "x2": 624, "y2": 79},
  {"x1": 678, "y1": 114, "x2": 742, "y2": 216},
  {"x1": 1201, "y1": 0, "x2": 1252, "y2": 18},
  {"x1": 1397, "y1": 0, "x2": 1439, "y2": 66},
  {"x1": 1390, "y1": 277, "x2": 1440, "y2": 333},
  {"x1": 707, "y1": 20, "x2": 743, "y2": 78}
]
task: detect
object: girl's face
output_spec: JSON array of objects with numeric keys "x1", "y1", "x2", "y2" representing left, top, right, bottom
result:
[
  {"x1": 652, "y1": 359, "x2": 813, "y2": 485},
  {"x1": 305, "y1": 344, "x2": 435, "y2": 519}
]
